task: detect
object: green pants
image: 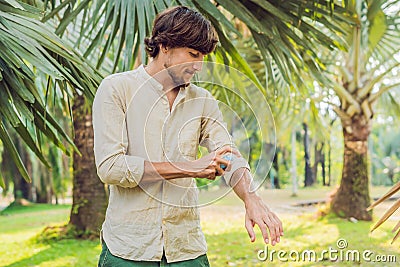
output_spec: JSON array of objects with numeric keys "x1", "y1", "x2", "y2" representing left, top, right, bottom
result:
[{"x1": 98, "y1": 241, "x2": 210, "y2": 267}]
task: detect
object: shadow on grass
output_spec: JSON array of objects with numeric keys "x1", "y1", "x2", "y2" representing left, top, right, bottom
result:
[
  {"x1": 4, "y1": 239, "x2": 100, "y2": 267},
  {"x1": 0, "y1": 204, "x2": 71, "y2": 235},
  {"x1": 0, "y1": 203, "x2": 71, "y2": 216}
]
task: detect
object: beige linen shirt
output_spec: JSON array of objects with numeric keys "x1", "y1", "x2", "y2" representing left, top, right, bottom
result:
[{"x1": 93, "y1": 65, "x2": 249, "y2": 263}]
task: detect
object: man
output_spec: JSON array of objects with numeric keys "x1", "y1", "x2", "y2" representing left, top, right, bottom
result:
[{"x1": 93, "y1": 6, "x2": 283, "y2": 266}]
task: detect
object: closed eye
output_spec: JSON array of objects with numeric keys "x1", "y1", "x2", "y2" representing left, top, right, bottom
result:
[{"x1": 189, "y1": 52, "x2": 200, "y2": 58}]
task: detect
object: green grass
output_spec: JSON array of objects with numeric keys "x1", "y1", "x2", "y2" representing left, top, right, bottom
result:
[
  {"x1": 204, "y1": 213, "x2": 399, "y2": 266},
  {"x1": 0, "y1": 204, "x2": 99, "y2": 267},
  {"x1": 0, "y1": 188, "x2": 399, "y2": 266}
]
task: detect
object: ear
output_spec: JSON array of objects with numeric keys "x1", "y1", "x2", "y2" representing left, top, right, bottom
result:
[{"x1": 160, "y1": 45, "x2": 168, "y2": 54}]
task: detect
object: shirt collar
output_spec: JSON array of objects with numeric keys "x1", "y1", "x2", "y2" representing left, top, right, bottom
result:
[
  {"x1": 138, "y1": 64, "x2": 163, "y2": 91},
  {"x1": 138, "y1": 64, "x2": 189, "y2": 97}
]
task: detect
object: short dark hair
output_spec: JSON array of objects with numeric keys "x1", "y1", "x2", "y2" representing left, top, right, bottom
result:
[{"x1": 144, "y1": 6, "x2": 218, "y2": 58}]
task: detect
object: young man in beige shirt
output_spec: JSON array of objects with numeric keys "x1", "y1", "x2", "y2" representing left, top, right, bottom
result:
[{"x1": 93, "y1": 6, "x2": 283, "y2": 267}]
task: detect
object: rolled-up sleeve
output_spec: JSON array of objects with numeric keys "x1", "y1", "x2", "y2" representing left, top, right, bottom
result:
[
  {"x1": 92, "y1": 78, "x2": 145, "y2": 187},
  {"x1": 199, "y1": 91, "x2": 250, "y2": 186}
]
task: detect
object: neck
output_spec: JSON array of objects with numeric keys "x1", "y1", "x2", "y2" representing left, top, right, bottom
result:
[
  {"x1": 144, "y1": 59, "x2": 163, "y2": 76},
  {"x1": 145, "y1": 60, "x2": 176, "y2": 90}
]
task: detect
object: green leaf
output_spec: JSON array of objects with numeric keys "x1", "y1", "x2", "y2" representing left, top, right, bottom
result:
[
  {"x1": 55, "y1": 0, "x2": 91, "y2": 36},
  {"x1": 0, "y1": 121, "x2": 31, "y2": 183},
  {"x1": 369, "y1": 9, "x2": 387, "y2": 53},
  {"x1": 0, "y1": 170, "x2": 5, "y2": 190},
  {"x1": 193, "y1": 0, "x2": 240, "y2": 36},
  {"x1": 212, "y1": 18, "x2": 265, "y2": 94},
  {"x1": 214, "y1": 0, "x2": 264, "y2": 33},
  {"x1": 2, "y1": 0, "x2": 24, "y2": 10}
]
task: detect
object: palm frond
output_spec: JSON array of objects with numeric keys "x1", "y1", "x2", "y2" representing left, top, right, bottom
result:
[
  {"x1": 43, "y1": 0, "x2": 355, "y2": 90},
  {"x1": 367, "y1": 182, "x2": 400, "y2": 243},
  {"x1": 0, "y1": 1, "x2": 102, "y2": 184},
  {"x1": 367, "y1": 0, "x2": 400, "y2": 64}
]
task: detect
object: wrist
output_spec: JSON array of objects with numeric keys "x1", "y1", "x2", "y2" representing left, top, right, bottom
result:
[
  {"x1": 176, "y1": 161, "x2": 196, "y2": 178},
  {"x1": 243, "y1": 192, "x2": 260, "y2": 208}
]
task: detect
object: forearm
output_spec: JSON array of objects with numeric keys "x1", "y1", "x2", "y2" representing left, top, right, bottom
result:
[
  {"x1": 142, "y1": 161, "x2": 194, "y2": 183},
  {"x1": 97, "y1": 154, "x2": 193, "y2": 187},
  {"x1": 230, "y1": 167, "x2": 259, "y2": 206},
  {"x1": 98, "y1": 147, "x2": 234, "y2": 186}
]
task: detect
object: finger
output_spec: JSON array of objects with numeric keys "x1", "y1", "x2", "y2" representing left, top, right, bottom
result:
[
  {"x1": 269, "y1": 212, "x2": 283, "y2": 237},
  {"x1": 216, "y1": 157, "x2": 230, "y2": 169},
  {"x1": 245, "y1": 214, "x2": 255, "y2": 242},
  {"x1": 263, "y1": 217, "x2": 277, "y2": 246},
  {"x1": 274, "y1": 214, "x2": 284, "y2": 237},
  {"x1": 214, "y1": 164, "x2": 225, "y2": 176},
  {"x1": 207, "y1": 170, "x2": 216, "y2": 180},
  {"x1": 216, "y1": 146, "x2": 234, "y2": 156},
  {"x1": 265, "y1": 213, "x2": 280, "y2": 243},
  {"x1": 269, "y1": 214, "x2": 281, "y2": 244},
  {"x1": 256, "y1": 219, "x2": 270, "y2": 245},
  {"x1": 230, "y1": 148, "x2": 241, "y2": 157}
]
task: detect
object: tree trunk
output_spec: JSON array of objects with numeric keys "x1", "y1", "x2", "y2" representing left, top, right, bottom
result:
[
  {"x1": 19, "y1": 142, "x2": 33, "y2": 201},
  {"x1": 321, "y1": 149, "x2": 326, "y2": 186},
  {"x1": 263, "y1": 142, "x2": 275, "y2": 189},
  {"x1": 291, "y1": 128, "x2": 298, "y2": 196},
  {"x1": 328, "y1": 139, "x2": 331, "y2": 186},
  {"x1": 35, "y1": 163, "x2": 52, "y2": 203},
  {"x1": 272, "y1": 149, "x2": 280, "y2": 189},
  {"x1": 331, "y1": 115, "x2": 372, "y2": 221},
  {"x1": 69, "y1": 94, "x2": 107, "y2": 236},
  {"x1": 312, "y1": 142, "x2": 326, "y2": 185},
  {"x1": 2, "y1": 135, "x2": 33, "y2": 202},
  {"x1": 303, "y1": 123, "x2": 314, "y2": 187}
]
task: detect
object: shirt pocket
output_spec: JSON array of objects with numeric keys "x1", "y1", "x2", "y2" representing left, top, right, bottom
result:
[
  {"x1": 178, "y1": 139, "x2": 198, "y2": 160},
  {"x1": 177, "y1": 118, "x2": 201, "y2": 160}
]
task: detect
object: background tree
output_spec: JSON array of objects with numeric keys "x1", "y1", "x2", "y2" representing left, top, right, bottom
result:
[
  {"x1": 0, "y1": 0, "x2": 104, "y2": 235},
  {"x1": 325, "y1": 0, "x2": 400, "y2": 220},
  {"x1": 0, "y1": 0, "x2": 102, "y2": 188}
]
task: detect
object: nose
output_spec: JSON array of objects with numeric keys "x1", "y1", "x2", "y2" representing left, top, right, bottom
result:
[{"x1": 193, "y1": 61, "x2": 203, "y2": 71}]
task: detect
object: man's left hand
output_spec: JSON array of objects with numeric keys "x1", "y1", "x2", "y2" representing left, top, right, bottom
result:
[{"x1": 244, "y1": 195, "x2": 283, "y2": 246}]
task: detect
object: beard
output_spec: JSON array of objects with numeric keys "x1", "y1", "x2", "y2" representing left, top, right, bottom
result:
[{"x1": 163, "y1": 62, "x2": 191, "y2": 88}]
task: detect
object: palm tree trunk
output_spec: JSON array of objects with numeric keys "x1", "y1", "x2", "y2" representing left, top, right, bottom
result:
[
  {"x1": 291, "y1": 128, "x2": 298, "y2": 196},
  {"x1": 303, "y1": 123, "x2": 314, "y2": 187},
  {"x1": 272, "y1": 150, "x2": 280, "y2": 189},
  {"x1": 35, "y1": 163, "x2": 52, "y2": 203},
  {"x1": 69, "y1": 94, "x2": 107, "y2": 236},
  {"x1": 331, "y1": 114, "x2": 372, "y2": 220},
  {"x1": 321, "y1": 148, "x2": 326, "y2": 186},
  {"x1": 313, "y1": 142, "x2": 326, "y2": 185},
  {"x1": 2, "y1": 135, "x2": 33, "y2": 202},
  {"x1": 328, "y1": 137, "x2": 332, "y2": 186}
]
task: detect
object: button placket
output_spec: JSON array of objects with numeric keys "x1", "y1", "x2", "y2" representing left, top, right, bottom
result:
[{"x1": 161, "y1": 95, "x2": 169, "y2": 249}]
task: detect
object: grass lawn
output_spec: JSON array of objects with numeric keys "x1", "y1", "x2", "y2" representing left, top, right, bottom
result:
[{"x1": 0, "y1": 187, "x2": 399, "y2": 266}]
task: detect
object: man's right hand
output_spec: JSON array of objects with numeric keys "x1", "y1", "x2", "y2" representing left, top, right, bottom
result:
[{"x1": 188, "y1": 146, "x2": 238, "y2": 180}]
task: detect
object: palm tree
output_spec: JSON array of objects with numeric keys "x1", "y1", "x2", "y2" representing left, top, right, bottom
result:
[
  {"x1": 0, "y1": 0, "x2": 106, "y2": 233},
  {"x1": 325, "y1": 0, "x2": 400, "y2": 221},
  {"x1": 3, "y1": 0, "x2": 356, "y2": 234},
  {"x1": 0, "y1": 0, "x2": 102, "y2": 186}
]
